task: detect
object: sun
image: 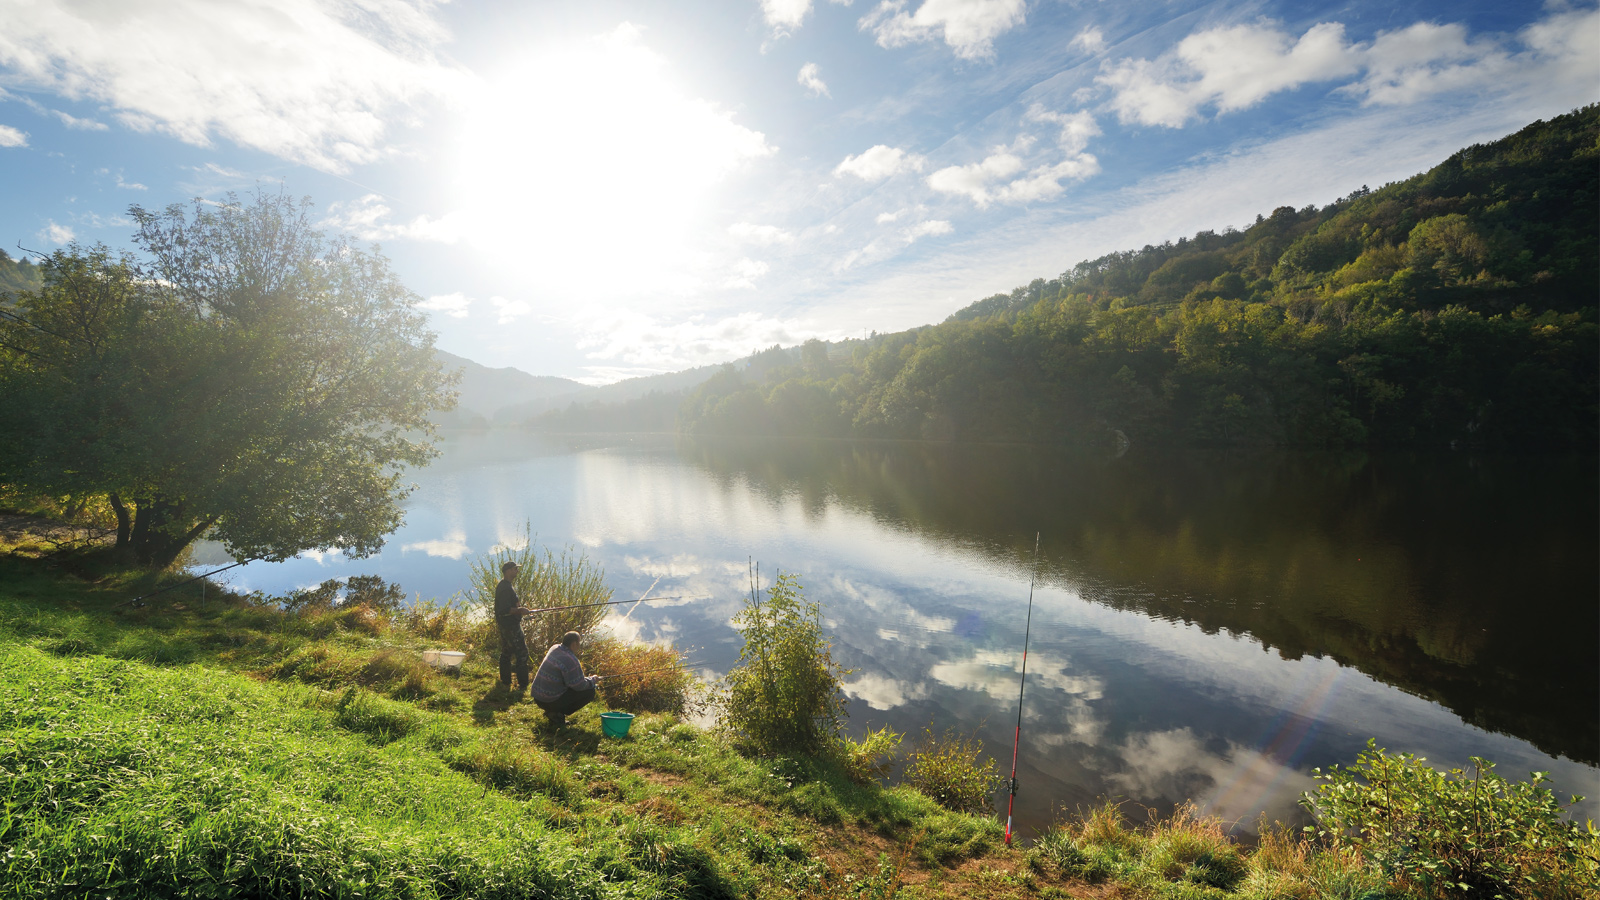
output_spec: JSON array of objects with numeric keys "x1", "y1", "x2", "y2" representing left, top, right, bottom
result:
[{"x1": 455, "y1": 25, "x2": 772, "y2": 302}]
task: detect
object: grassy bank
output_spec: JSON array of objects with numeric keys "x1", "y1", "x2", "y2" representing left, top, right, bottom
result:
[{"x1": 0, "y1": 517, "x2": 1593, "y2": 899}]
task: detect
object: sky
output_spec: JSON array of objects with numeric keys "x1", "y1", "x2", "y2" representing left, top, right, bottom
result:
[{"x1": 1, "y1": 0, "x2": 1595, "y2": 382}]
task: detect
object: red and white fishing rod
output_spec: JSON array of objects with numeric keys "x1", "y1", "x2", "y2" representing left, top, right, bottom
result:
[{"x1": 1004, "y1": 532, "x2": 1040, "y2": 847}]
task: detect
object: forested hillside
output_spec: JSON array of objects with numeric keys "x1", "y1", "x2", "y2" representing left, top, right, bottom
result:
[
  {"x1": 0, "y1": 250, "x2": 41, "y2": 296},
  {"x1": 680, "y1": 106, "x2": 1598, "y2": 450}
]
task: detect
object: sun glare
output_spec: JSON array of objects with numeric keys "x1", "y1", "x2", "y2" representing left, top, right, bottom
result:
[{"x1": 457, "y1": 25, "x2": 772, "y2": 301}]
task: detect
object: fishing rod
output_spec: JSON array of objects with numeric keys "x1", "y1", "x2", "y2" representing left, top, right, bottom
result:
[
  {"x1": 113, "y1": 558, "x2": 254, "y2": 609},
  {"x1": 597, "y1": 664, "x2": 694, "y2": 681},
  {"x1": 526, "y1": 594, "x2": 691, "y2": 615},
  {"x1": 1004, "y1": 533, "x2": 1040, "y2": 847}
]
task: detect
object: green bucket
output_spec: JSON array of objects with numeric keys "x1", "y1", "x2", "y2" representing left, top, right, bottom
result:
[{"x1": 600, "y1": 712, "x2": 635, "y2": 739}]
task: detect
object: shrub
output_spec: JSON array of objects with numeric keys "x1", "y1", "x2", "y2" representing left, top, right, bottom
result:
[
  {"x1": 903, "y1": 728, "x2": 1001, "y2": 814},
  {"x1": 583, "y1": 636, "x2": 702, "y2": 716},
  {"x1": 468, "y1": 526, "x2": 611, "y2": 654},
  {"x1": 838, "y1": 725, "x2": 903, "y2": 785},
  {"x1": 720, "y1": 572, "x2": 850, "y2": 757},
  {"x1": 1304, "y1": 740, "x2": 1599, "y2": 899}
]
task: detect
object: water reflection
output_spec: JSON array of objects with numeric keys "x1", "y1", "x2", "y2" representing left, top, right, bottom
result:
[
  {"x1": 679, "y1": 437, "x2": 1599, "y2": 767},
  {"x1": 202, "y1": 432, "x2": 1599, "y2": 840}
]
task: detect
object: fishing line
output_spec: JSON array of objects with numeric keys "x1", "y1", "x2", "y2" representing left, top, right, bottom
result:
[
  {"x1": 1004, "y1": 532, "x2": 1040, "y2": 847},
  {"x1": 620, "y1": 576, "x2": 662, "y2": 622}
]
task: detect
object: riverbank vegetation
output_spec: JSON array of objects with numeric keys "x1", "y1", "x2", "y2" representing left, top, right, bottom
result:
[
  {"x1": 1, "y1": 514, "x2": 1593, "y2": 898},
  {"x1": 676, "y1": 107, "x2": 1597, "y2": 451}
]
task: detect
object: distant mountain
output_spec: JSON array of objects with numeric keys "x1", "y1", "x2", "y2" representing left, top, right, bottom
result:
[{"x1": 433, "y1": 350, "x2": 587, "y2": 427}]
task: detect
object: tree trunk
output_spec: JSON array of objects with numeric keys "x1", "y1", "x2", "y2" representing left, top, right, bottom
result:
[
  {"x1": 127, "y1": 498, "x2": 212, "y2": 569},
  {"x1": 108, "y1": 493, "x2": 132, "y2": 549}
]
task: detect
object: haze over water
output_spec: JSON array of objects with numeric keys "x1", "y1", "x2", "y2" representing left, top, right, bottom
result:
[{"x1": 198, "y1": 433, "x2": 1599, "y2": 840}]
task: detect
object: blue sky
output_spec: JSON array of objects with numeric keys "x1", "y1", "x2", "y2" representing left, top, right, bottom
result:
[{"x1": 1, "y1": 0, "x2": 1594, "y2": 382}]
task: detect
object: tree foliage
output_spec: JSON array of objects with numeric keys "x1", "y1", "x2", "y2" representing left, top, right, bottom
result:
[
  {"x1": 679, "y1": 107, "x2": 1598, "y2": 450},
  {"x1": 0, "y1": 191, "x2": 455, "y2": 567}
]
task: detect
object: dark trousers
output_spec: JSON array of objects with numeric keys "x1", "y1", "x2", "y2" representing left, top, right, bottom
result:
[
  {"x1": 534, "y1": 686, "x2": 596, "y2": 723},
  {"x1": 497, "y1": 617, "x2": 530, "y2": 687}
]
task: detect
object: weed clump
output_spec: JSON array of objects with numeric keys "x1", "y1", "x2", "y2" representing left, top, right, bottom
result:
[{"x1": 903, "y1": 728, "x2": 1002, "y2": 815}]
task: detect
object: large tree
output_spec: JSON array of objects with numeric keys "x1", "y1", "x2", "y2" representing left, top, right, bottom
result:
[{"x1": 0, "y1": 192, "x2": 456, "y2": 567}]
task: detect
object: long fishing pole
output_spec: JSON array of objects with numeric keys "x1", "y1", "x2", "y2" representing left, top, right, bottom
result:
[
  {"x1": 1004, "y1": 532, "x2": 1040, "y2": 847},
  {"x1": 597, "y1": 664, "x2": 694, "y2": 681},
  {"x1": 527, "y1": 595, "x2": 690, "y2": 615},
  {"x1": 113, "y1": 558, "x2": 254, "y2": 609}
]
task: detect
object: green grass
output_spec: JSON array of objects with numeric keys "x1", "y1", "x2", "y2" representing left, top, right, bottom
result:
[
  {"x1": 0, "y1": 551, "x2": 1024, "y2": 899},
  {"x1": 4, "y1": 541, "x2": 1593, "y2": 900}
]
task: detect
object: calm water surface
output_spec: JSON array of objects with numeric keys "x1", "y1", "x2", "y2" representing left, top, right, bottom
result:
[{"x1": 196, "y1": 433, "x2": 1599, "y2": 840}]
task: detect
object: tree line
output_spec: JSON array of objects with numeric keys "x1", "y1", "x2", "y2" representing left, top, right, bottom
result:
[{"x1": 678, "y1": 106, "x2": 1598, "y2": 450}]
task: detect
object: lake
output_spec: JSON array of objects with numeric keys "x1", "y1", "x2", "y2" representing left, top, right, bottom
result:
[{"x1": 193, "y1": 432, "x2": 1600, "y2": 840}]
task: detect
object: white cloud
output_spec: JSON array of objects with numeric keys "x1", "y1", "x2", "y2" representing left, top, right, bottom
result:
[
  {"x1": 876, "y1": 210, "x2": 902, "y2": 223},
  {"x1": 53, "y1": 110, "x2": 107, "y2": 130},
  {"x1": 36, "y1": 221, "x2": 73, "y2": 244},
  {"x1": 905, "y1": 219, "x2": 952, "y2": 241},
  {"x1": 420, "y1": 292, "x2": 471, "y2": 318},
  {"x1": 859, "y1": 0, "x2": 1026, "y2": 60},
  {"x1": 574, "y1": 309, "x2": 843, "y2": 374},
  {"x1": 1100, "y1": 22, "x2": 1360, "y2": 127},
  {"x1": 402, "y1": 531, "x2": 470, "y2": 559},
  {"x1": 1027, "y1": 105, "x2": 1100, "y2": 153},
  {"x1": 1097, "y1": 10, "x2": 1594, "y2": 128},
  {"x1": 728, "y1": 222, "x2": 795, "y2": 244},
  {"x1": 1071, "y1": 26, "x2": 1106, "y2": 54},
  {"x1": 490, "y1": 296, "x2": 530, "y2": 324},
  {"x1": 318, "y1": 194, "x2": 462, "y2": 244},
  {"x1": 762, "y1": 0, "x2": 813, "y2": 31},
  {"x1": 995, "y1": 155, "x2": 1101, "y2": 204},
  {"x1": 115, "y1": 174, "x2": 146, "y2": 190},
  {"x1": 926, "y1": 150, "x2": 1023, "y2": 205},
  {"x1": 0, "y1": 0, "x2": 463, "y2": 172},
  {"x1": 835, "y1": 144, "x2": 925, "y2": 180},
  {"x1": 926, "y1": 649, "x2": 1099, "y2": 700},
  {"x1": 1352, "y1": 22, "x2": 1508, "y2": 106},
  {"x1": 1106, "y1": 728, "x2": 1316, "y2": 827},
  {"x1": 844, "y1": 672, "x2": 928, "y2": 709},
  {"x1": 722, "y1": 257, "x2": 771, "y2": 289},
  {"x1": 798, "y1": 62, "x2": 831, "y2": 97},
  {"x1": 0, "y1": 124, "x2": 26, "y2": 147}
]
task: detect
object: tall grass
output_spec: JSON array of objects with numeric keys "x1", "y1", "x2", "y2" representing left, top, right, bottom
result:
[{"x1": 467, "y1": 525, "x2": 612, "y2": 654}]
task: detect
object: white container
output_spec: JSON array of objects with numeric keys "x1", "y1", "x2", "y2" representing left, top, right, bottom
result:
[{"x1": 422, "y1": 649, "x2": 465, "y2": 671}]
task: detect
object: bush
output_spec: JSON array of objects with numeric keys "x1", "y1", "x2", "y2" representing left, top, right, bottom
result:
[
  {"x1": 469, "y1": 526, "x2": 611, "y2": 654},
  {"x1": 903, "y1": 728, "x2": 1001, "y2": 814},
  {"x1": 583, "y1": 636, "x2": 702, "y2": 716},
  {"x1": 838, "y1": 725, "x2": 903, "y2": 785},
  {"x1": 1304, "y1": 740, "x2": 1599, "y2": 899},
  {"x1": 720, "y1": 572, "x2": 850, "y2": 757}
]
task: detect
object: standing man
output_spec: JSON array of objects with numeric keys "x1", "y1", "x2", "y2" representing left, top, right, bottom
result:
[
  {"x1": 495, "y1": 561, "x2": 535, "y2": 690},
  {"x1": 531, "y1": 631, "x2": 599, "y2": 728}
]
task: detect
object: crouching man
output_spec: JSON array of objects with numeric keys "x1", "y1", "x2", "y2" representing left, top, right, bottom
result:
[{"x1": 531, "y1": 631, "x2": 598, "y2": 727}]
